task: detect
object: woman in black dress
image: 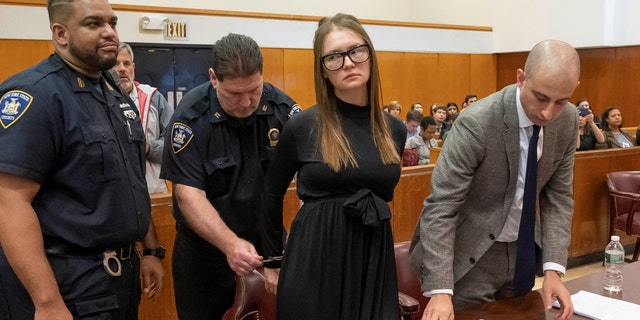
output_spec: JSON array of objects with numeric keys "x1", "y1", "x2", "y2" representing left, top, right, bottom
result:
[{"x1": 260, "y1": 13, "x2": 407, "y2": 320}]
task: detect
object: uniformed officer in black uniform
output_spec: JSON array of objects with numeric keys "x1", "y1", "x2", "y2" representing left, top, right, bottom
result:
[
  {"x1": 0, "y1": 1, "x2": 164, "y2": 319},
  {"x1": 161, "y1": 33, "x2": 300, "y2": 319}
]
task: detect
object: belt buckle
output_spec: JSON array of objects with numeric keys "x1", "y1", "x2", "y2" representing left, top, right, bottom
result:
[
  {"x1": 119, "y1": 245, "x2": 132, "y2": 260},
  {"x1": 103, "y1": 250, "x2": 122, "y2": 277}
]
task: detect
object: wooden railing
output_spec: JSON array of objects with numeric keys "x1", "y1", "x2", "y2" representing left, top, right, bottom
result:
[
  {"x1": 139, "y1": 147, "x2": 640, "y2": 319},
  {"x1": 570, "y1": 147, "x2": 640, "y2": 256},
  {"x1": 138, "y1": 193, "x2": 176, "y2": 320}
]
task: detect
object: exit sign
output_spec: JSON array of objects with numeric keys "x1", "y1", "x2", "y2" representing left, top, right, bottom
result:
[{"x1": 165, "y1": 22, "x2": 188, "y2": 41}]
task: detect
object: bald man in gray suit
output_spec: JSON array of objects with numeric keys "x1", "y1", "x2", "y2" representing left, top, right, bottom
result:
[{"x1": 410, "y1": 40, "x2": 580, "y2": 320}]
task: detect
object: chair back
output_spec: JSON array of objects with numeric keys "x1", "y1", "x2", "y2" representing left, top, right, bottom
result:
[
  {"x1": 221, "y1": 268, "x2": 276, "y2": 320},
  {"x1": 606, "y1": 171, "x2": 640, "y2": 229},
  {"x1": 394, "y1": 241, "x2": 429, "y2": 315},
  {"x1": 605, "y1": 171, "x2": 640, "y2": 261}
]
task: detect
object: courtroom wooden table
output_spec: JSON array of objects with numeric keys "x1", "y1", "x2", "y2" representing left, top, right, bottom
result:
[{"x1": 456, "y1": 262, "x2": 640, "y2": 320}]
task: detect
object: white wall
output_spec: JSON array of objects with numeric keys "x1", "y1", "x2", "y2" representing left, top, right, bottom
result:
[
  {"x1": 0, "y1": 4, "x2": 493, "y2": 53},
  {"x1": 490, "y1": 0, "x2": 640, "y2": 52},
  {"x1": 1, "y1": 0, "x2": 639, "y2": 53},
  {"x1": 109, "y1": 0, "x2": 493, "y2": 27}
]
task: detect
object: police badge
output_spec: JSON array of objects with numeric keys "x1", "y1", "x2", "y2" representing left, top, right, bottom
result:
[{"x1": 268, "y1": 128, "x2": 280, "y2": 147}]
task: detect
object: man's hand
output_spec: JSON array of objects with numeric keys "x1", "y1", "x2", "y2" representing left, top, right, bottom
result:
[
  {"x1": 422, "y1": 293, "x2": 454, "y2": 320},
  {"x1": 141, "y1": 255, "x2": 165, "y2": 301},
  {"x1": 224, "y1": 238, "x2": 263, "y2": 275},
  {"x1": 263, "y1": 268, "x2": 280, "y2": 295},
  {"x1": 542, "y1": 270, "x2": 573, "y2": 320}
]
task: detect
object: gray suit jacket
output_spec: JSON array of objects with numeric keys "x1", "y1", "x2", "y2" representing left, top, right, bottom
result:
[{"x1": 409, "y1": 84, "x2": 578, "y2": 292}]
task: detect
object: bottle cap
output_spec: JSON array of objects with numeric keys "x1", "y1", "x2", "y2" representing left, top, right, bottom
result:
[{"x1": 611, "y1": 235, "x2": 620, "y2": 241}]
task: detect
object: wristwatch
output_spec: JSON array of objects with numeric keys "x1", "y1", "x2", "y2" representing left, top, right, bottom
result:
[{"x1": 142, "y1": 246, "x2": 166, "y2": 259}]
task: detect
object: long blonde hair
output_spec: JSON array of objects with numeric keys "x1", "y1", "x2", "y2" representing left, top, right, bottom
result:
[{"x1": 313, "y1": 13, "x2": 400, "y2": 172}]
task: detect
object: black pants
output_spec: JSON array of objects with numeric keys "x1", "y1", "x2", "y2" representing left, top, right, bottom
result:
[
  {"x1": 173, "y1": 230, "x2": 236, "y2": 320},
  {"x1": 0, "y1": 248, "x2": 140, "y2": 320}
]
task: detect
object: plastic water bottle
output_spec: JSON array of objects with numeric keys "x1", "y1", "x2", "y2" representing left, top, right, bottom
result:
[{"x1": 603, "y1": 235, "x2": 624, "y2": 292}]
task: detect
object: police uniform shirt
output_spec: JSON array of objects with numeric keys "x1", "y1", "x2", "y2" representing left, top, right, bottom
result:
[
  {"x1": 161, "y1": 81, "x2": 299, "y2": 244},
  {"x1": 0, "y1": 54, "x2": 151, "y2": 248}
]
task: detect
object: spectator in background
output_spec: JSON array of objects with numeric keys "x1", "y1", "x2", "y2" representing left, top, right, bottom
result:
[
  {"x1": 411, "y1": 102, "x2": 424, "y2": 115},
  {"x1": 429, "y1": 103, "x2": 438, "y2": 116},
  {"x1": 432, "y1": 104, "x2": 450, "y2": 136},
  {"x1": 382, "y1": 105, "x2": 390, "y2": 113},
  {"x1": 576, "y1": 105, "x2": 605, "y2": 151},
  {"x1": 441, "y1": 112, "x2": 459, "y2": 143},
  {"x1": 596, "y1": 107, "x2": 635, "y2": 149},
  {"x1": 115, "y1": 42, "x2": 174, "y2": 194},
  {"x1": 575, "y1": 98, "x2": 601, "y2": 128},
  {"x1": 387, "y1": 100, "x2": 402, "y2": 118},
  {"x1": 446, "y1": 101, "x2": 459, "y2": 127},
  {"x1": 405, "y1": 116, "x2": 438, "y2": 165},
  {"x1": 446, "y1": 101, "x2": 459, "y2": 116},
  {"x1": 462, "y1": 93, "x2": 478, "y2": 109},
  {"x1": 405, "y1": 109, "x2": 423, "y2": 139}
]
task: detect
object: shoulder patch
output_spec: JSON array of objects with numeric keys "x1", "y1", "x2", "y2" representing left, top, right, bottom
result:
[
  {"x1": 171, "y1": 122, "x2": 194, "y2": 154},
  {"x1": 289, "y1": 104, "x2": 302, "y2": 116},
  {"x1": 1, "y1": 90, "x2": 34, "y2": 129}
]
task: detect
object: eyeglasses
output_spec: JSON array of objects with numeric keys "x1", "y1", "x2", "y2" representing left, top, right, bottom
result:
[{"x1": 321, "y1": 44, "x2": 371, "y2": 71}]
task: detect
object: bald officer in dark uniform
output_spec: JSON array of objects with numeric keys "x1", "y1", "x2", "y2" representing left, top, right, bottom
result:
[
  {"x1": 0, "y1": 0, "x2": 164, "y2": 319},
  {"x1": 161, "y1": 33, "x2": 300, "y2": 319}
]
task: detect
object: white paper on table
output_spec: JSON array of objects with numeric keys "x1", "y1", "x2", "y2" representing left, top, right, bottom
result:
[{"x1": 552, "y1": 290, "x2": 640, "y2": 320}]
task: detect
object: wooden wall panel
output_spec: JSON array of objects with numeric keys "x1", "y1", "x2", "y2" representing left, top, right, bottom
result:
[
  {"x1": 0, "y1": 40, "x2": 497, "y2": 122},
  {"x1": 469, "y1": 54, "x2": 497, "y2": 101},
  {"x1": 282, "y1": 49, "x2": 315, "y2": 108},
  {"x1": 572, "y1": 48, "x2": 616, "y2": 120},
  {"x1": 613, "y1": 46, "x2": 640, "y2": 127},
  {"x1": 399, "y1": 52, "x2": 439, "y2": 112},
  {"x1": 0, "y1": 40, "x2": 53, "y2": 82},
  {"x1": 495, "y1": 51, "x2": 527, "y2": 90},
  {"x1": 436, "y1": 53, "x2": 469, "y2": 106},
  {"x1": 377, "y1": 51, "x2": 406, "y2": 109},
  {"x1": 261, "y1": 48, "x2": 284, "y2": 91}
]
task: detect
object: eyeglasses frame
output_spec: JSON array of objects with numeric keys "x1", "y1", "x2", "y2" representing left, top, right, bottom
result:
[{"x1": 321, "y1": 43, "x2": 371, "y2": 71}]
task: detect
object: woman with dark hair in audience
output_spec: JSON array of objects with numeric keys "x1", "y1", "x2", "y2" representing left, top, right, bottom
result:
[
  {"x1": 596, "y1": 106, "x2": 635, "y2": 149},
  {"x1": 576, "y1": 105, "x2": 605, "y2": 150},
  {"x1": 576, "y1": 98, "x2": 601, "y2": 128},
  {"x1": 260, "y1": 13, "x2": 406, "y2": 320},
  {"x1": 405, "y1": 116, "x2": 438, "y2": 164},
  {"x1": 445, "y1": 101, "x2": 458, "y2": 126}
]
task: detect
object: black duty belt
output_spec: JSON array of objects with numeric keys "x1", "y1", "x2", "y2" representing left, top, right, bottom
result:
[{"x1": 44, "y1": 242, "x2": 135, "y2": 277}]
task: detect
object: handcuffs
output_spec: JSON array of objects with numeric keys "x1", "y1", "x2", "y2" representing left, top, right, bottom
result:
[{"x1": 102, "y1": 250, "x2": 122, "y2": 277}]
